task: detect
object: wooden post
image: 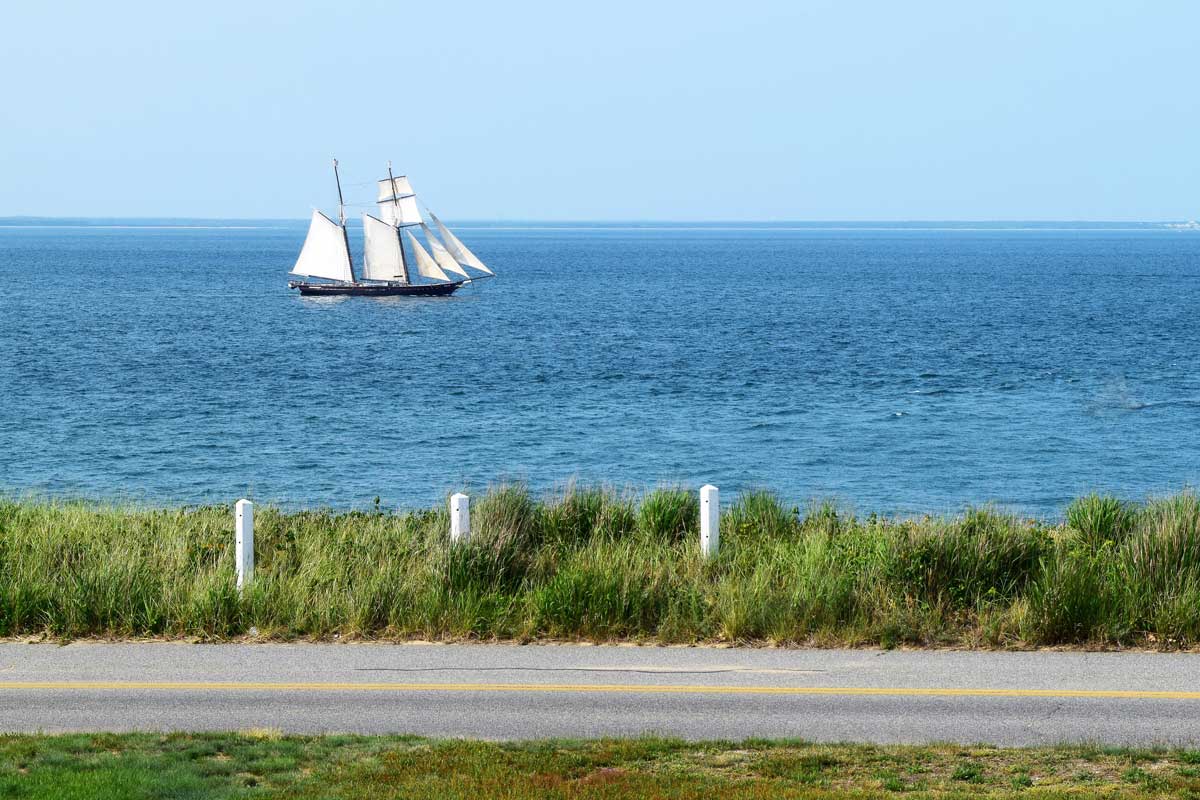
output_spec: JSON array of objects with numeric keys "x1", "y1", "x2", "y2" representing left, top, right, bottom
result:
[
  {"x1": 235, "y1": 499, "x2": 254, "y2": 590},
  {"x1": 450, "y1": 493, "x2": 470, "y2": 544},
  {"x1": 700, "y1": 485, "x2": 719, "y2": 559}
]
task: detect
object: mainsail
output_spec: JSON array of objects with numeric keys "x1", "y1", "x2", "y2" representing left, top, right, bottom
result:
[
  {"x1": 361, "y1": 213, "x2": 406, "y2": 283},
  {"x1": 405, "y1": 230, "x2": 451, "y2": 281},
  {"x1": 420, "y1": 223, "x2": 470, "y2": 278},
  {"x1": 429, "y1": 212, "x2": 492, "y2": 274},
  {"x1": 291, "y1": 210, "x2": 354, "y2": 282}
]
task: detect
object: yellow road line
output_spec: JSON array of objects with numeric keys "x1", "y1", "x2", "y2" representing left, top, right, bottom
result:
[{"x1": 0, "y1": 682, "x2": 1198, "y2": 699}]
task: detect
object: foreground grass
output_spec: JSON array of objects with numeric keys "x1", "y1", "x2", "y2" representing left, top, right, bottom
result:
[
  {"x1": 1, "y1": 488, "x2": 1199, "y2": 647},
  {"x1": 3, "y1": 733, "x2": 1200, "y2": 799}
]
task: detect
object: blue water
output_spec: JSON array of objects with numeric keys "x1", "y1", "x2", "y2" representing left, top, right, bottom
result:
[{"x1": 1, "y1": 221, "x2": 1197, "y2": 516}]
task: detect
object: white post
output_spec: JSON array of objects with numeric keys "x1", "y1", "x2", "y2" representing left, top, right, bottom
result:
[
  {"x1": 450, "y1": 492, "x2": 470, "y2": 544},
  {"x1": 700, "y1": 485, "x2": 719, "y2": 559},
  {"x1": 235, "y1": 499, "x2": 254, "y2": 591}
]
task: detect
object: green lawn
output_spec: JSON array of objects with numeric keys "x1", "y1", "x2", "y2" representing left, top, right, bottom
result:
[
  {"x1": 3, "y1": 733, "x2": 1200, "y2": 799},
  {"x1": 7, "y1": 734, "x2": 1200, "y2": 800}
]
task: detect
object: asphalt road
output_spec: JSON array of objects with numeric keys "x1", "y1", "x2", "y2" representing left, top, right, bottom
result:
[{"x1": 2, "y1": 642, "x2": 1199, "y2": 745}]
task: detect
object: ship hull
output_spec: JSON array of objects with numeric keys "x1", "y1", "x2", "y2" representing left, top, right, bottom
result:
[{"x1": 290, "y1": 281, "x2": 463, "y2": 297}]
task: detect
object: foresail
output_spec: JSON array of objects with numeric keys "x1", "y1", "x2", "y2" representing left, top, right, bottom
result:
[
  {"x1": 377, "y1": 176, "x2": 414, "y2": 202},
  {"x1": 405, "y1": 230, "x2": 452, "y2": 282},
  {"x1": 361, "y1": 214, "x2": 406, "y2": 283},
  {"x1": 429, "y1": 212, "x2": 493, "y2": 274},
  {"x1": 290, "y1": 210, "x2": 353, "y2": 282},
  {"x1": 420, "y1": 223, "x2": 470, "y2": 278},
  {"x1": 378, "y1": 194, "x2": 423, "y2": 227}
]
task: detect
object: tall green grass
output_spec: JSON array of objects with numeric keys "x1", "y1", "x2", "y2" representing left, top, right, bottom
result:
[{"x1": 1, "y1": 488, "x2": 1198, "y2": 647}]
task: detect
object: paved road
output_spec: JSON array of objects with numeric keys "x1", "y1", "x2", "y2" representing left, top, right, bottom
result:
[{"x1": 2, "y1": 643, "x2": 1199, "y2": 745}]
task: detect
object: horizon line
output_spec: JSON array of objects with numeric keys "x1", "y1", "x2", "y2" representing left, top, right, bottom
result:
[{"x1": 1, "y1": 215, "x2": 1196, "y2": 225}]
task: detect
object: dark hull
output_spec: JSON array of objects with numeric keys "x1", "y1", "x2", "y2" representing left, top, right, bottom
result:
[{"x1": 290, "y1": 281, "x2": 463, "y2": 297}]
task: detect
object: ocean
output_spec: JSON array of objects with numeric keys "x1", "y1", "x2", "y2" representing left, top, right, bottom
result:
[{"x1": 1, "y1": 221, "x2": 1197, "y2": 517}]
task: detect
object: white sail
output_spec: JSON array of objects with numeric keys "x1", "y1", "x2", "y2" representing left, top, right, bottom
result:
[
  {"x1": 290, "y1": 210, "x2": 353, "y2": 282},
  {"x1": 378, "y1": 194, "x2": 422, "y2": 227},
  {"x1": 405, "y1": 230, "x2": 451, "y2": 282},
  {"x1": 377, "y1": 176, "x2": 414, "y2": 202},
  {"x1": 420, "y1": 223, "x2": 470, "y2": 278},
  {"x1": 429, "y1": 211, "x2": 493, "y2": 274},
  {"x1": 361, "y1": 213, "x2": 406, "y2": 283}
]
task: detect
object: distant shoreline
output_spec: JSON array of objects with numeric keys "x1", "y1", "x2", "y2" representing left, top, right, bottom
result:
[{"x1": 1, "y1": 216, "x2": 1197, "y2": 231}]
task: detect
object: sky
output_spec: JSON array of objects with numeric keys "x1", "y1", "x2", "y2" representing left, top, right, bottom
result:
[{"x1": 1, "y1": 1, "x2": 1197, "y2": 220}]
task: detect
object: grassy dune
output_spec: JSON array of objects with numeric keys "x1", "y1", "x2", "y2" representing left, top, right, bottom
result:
[
  {"x1": 1, "y1": 488, "x2": 1199, "y2": 647},
  {"x1": 3, "y1": 733, "x2": 1200, "y2": 798}
]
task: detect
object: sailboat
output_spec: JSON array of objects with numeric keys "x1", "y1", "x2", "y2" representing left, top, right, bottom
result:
[{"x1": 287, "y1": 159, "x2": 495, "y2": 297}]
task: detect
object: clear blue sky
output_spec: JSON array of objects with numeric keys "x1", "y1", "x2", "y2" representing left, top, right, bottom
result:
[{"x1": 2, "y1": 1, "x2": 1196, "y2": 220}]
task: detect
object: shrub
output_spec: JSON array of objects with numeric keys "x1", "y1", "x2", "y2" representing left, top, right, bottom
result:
[
  {"x1": 1024, "y1": 543, "x2": 1125, "y2": 644},
  {"x1": 725, "y1": 490, "x2": 797, "y2": 543},
  {"x1": 636, "y1": 488, "x2": 697, "y2": 543},
  {"x1": 892, "y1": 509, "x2": 1046, "y2": 607},
  {"x1": 538, "y1": 485, "x2": 613, "y2": 549},
  {"x1": 1066, "y1": 494, "x2": 1135, "y2": 548}
]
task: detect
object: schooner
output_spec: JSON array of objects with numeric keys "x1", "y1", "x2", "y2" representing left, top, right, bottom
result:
[{"x1": 288, "y1": 159, "x2": 494, "y2": 297}]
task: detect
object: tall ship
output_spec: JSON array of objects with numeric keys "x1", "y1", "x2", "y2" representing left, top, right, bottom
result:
[{"x1": 288, "y1": 159, "x2": 494, "y2": 296}]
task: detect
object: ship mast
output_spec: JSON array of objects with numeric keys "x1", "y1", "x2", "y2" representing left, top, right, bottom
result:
[
  {"x1": 387, "y1": 161, "x2": 412, "y2": 284},
  {"x1": 332, "y1": 158, "x2": 356, "y2": 283}
]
